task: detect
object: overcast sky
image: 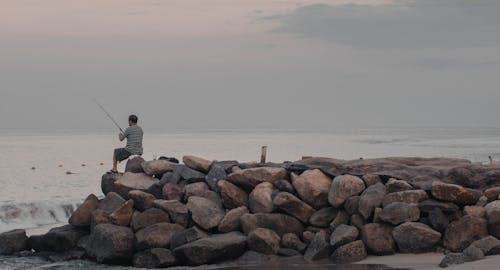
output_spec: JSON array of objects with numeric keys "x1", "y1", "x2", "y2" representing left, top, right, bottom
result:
[{"x1": 1, "y1": 0, "x2": 499, "y2": 131}]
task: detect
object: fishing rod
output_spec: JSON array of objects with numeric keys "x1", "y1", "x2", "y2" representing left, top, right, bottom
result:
[{"x1": 92, "y1": 98, "x2": 124, "y2": 133}]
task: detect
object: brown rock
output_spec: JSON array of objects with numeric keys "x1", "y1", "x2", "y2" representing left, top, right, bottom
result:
[
  {"x1": 361, "y1": 223, "x2": 396, "y2": 255},
  {"x1": 350, "y1": 214, "x2": 366, "y2": 231},
  {"x1": 485, "y1": 201, "x2": 500, "y2": 238},
  {"x1": 128, "y1": 190, "x2": 155, "y2": 211},
  {"x1": 382, "y1": 190, "x2": 428, "y2": 207},
  {"x1": 273, "y1": 192, "x2": 315, "y2": 223},
  {"x1": 330, "y1": 210, "x2": 350, "y2": 230},
  {"x1": 91, "y1": 209, "x2": 111, "y2": 230},
  {"x1": 328, "y1": 175, "x2": 366, "y2": 208},
  {"x1": 444, "y1": 215, "x2": 489, "y2": 252},
  {"x1": 133, "y1": 248, "x2": 177, "y2": 268},
  {"x1": 218, "y1": 206, "x2": 249, "y2": 233},
  {"x1": 484, "y1": 187, "x2": 500, "y2": 201},
  {"x1": 69, "y1": 194, "x2": 99, "y2": 226},
  {"x1": 125, "y1": 156, "x2": 145, "y2": 173},
  {"x1": 109, "y1": 199, "x2": 134, "y2": 226},
  {"x1": 113, "y1": 173, "x2": 158, "y2": 198},
  {"x1": 141, "y1": 160, "x2": 177, "y2": 176},
  {"x1": 227, "y1": 167, "x2": 287, "y2": 189},
  {"x1": 344, "y1": 196, "x2": 360, "y2": 215},
  {"x1": 154, "y1": 199, "x2": 189, "y2": 227},
  {"x1": 331, "y1": 240, "x2": 367, "y2": 263},
  {"x1": 358, "y1": 183, "x2": 387, "y2": 220},
  {"x1": 85, "y1": 224, "x2": 134, "y2": 264},
  {"x1": 281, "y1": 233, "x2": 307, "y2": 253},
  {"x1": 162, "y1": 183, "x2": 183, "y2": 201},
  {"x1": 183, "y1": 155, "x2": 213, "y2": 173},
  {"x1": 98, "y1": 192, "x2": 126, "y2": 215},
  {"x1": 240, "y1": 213, "x2": 304, "y2": 237},
  {"x1": 130, "y1": 208, "x2": 170, "y2": 232},
  {"x1": 309, "y1": 207, "x2": 338, "y2": 227},
  {"x1": 304, "y1": 230, "x2": 331, "y2": 261},
  {"x1": 330, "y1": 224, "x2": 359, "y2": 249},
  {"x1": 170, "y1": 227, "x2": 209, "y2": 250},
  {"x1": 135, "y1": 222, "x2": 183, "y2": 250},
  {"x1": 187, "y1": 196, "x2": 225, "y2": 230},
  {"x1": 431, "y1": 181, "x2": 481, "y2": 205},
  {"x1": 379, "y1": 202, "x2": 420, "y2": 225},
  {"x1": 464, "y1": 206, "x2": 486, "y2": 218},
  {"x1": 184, "y1": 182, "x2": 222, "y2": 206},
  {"x1": 293, "y1": 169, "x2": 332, "y2": 209},
  {"x1": 469, "y1": 236, "x2": 500, "y2": 255},
  {"x1": 392, "y1": 222, "x2": 441, "y2": 253},
  {"x1": 218, "y1": 180, "x2": 249, "y2": 209},
  {"x1": 362, "y1": 174, "x2": 381, "y2": 187},
  {"x1": 248, "y1": 182, "x2": 274, "y2": 213},
  {"x1": 385, "y1": 178, "x2": 413, "y2": 193},
  {"x1": 248, "y1": 228, "x2": 281, "y2": 255}
]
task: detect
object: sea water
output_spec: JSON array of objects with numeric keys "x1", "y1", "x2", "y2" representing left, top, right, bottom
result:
[{"x1": 1, "y1": 127, "x2": 500, "y2": 234}]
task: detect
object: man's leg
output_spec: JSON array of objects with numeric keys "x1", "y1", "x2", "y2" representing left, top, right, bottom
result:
[{"x1": 112, "y1": 152, "x2": 118, "y2": 172}]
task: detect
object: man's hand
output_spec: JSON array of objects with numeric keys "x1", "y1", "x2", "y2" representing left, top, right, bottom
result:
[{"x1": 118, "y1": 132, "x2": 125, "y2": 141}]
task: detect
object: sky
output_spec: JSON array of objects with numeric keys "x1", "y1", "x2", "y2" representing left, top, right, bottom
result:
[{"x1": 1, "y1": 0, "x2": 500, "y2": 131}]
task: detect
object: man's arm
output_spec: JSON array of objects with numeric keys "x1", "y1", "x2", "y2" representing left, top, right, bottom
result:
[{"x1": 119, "y1": 132, "x2": 125, "y2": 141}]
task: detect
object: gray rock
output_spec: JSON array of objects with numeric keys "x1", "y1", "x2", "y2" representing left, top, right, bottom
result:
[
  {"x1": 328, "y1": 175, "x2": 365, "y2": 208},
  {"x1": 350, "y1": 214, "x2": 366, "y2": 231},
  {"x1": 98, "y1": 192, "x2": 126, "y2": 215},
  {"x1": 428, "y1": 208, "x2": 449, "y2": 233},
  {"x1": 85, "y1": 224, "x2": 134, "y2": 264},
  {"x1": 304, "y1": 230, "x2": 331, "y2": 261},
  {"x1": 0, "y1": 229, "x2": 28, "y2": 255},
  {"x1": 330, "y1": 224, "x2": 359, "y2": 249},
  {"x1": 462, "y1": 245, "x2": 485, "y2": 261},
  {"x1": 153, "y1": 199, "x2": 189, "y2": 227},
  {"x1": 133, "y1": 248, "x2": 177, "y2": 268},
  {"x1": 109, "y1": 199, "x2": 134, "y2": 227},
  {"x1": 358, "y1": 183, "x2": 387, "y2": 220},
  {"x1": 275, "y1": 180, "x2": 296, "y2": 194},
  {"x1": 278, "y1": 248, "x2": 301, "y2": 257},
  {"x1": 125, "y1": 156, "x2": 145, "y2": 173},
  {"x1": 240, "y1": 213, "x2": 304, "y2": 237},
  {"x1": 331, "y1": 240, "x2": 367, "y2": 263},
  {"x1": 141, "y1": 160, "x2": 176, "y2": 176},
  {"x1": 130, "y1": 208, "x2": 170, "y2": 232},
  {"x1": 344, "y1": 196, "x2": 360, "y2": 215},
  {"x1": 248, "y1": 182, "x2": 274, "y2": 214},
  {"x1": 361, "y1": 223, "x2": 396, "y2": 255},
  {"x1": 362, "y1": 174, "x2": 381, "y2": 187},
  {"x1": 273, "y1": 192, "x2": 315, "y2": 223},
  {"x1": 205, "y1": 164, "x2": 227, "y2": 192},
  {"x1": 330, "y1": 210, "x2": 350, "y2": 231},
  {"x1": 281, "y1": 233, "x2": 307, "y2": 253},
  {"x1": 173, "y1": 165, "x2": 207, "y2": 183},
  {"x1": 392, "y1": 222, "x2": 441, "y2": 253},
  {"x1": 309, "y1": 207, "x2": 338, "y2": 227},
  {"x1": 29, "y1": 225, "x2": 88, "y2": 252},
  {"x1": 444, "y1": 215, "x2": 489, "y2": 252},
  {"x1": 485, "y1": 201, "x2": 500, "y2": 238},
  {"x1": 218, "y1": 206, "x2": 249, "y2": 233},
  {"x1": 187, "y1": 196, "x2": 225, "y2": 230},
  {"x1": 439, "y1": 253, "x2": 467, "y2": 268},
  {"x1": 469, "y1": 235, "x2": 500, "y2": 255},
  {"x1": 170, "y1": 227, "x2": 209, "y2": 250},
  {"x1": 386, "y1": 178, "x2": 413, "y2": 193},
  {"x1": 135, "y1": 222, "x2": 183, "y2": 250},
  {"x1": 184, "y1": 182, "x2": 223, "y2": 207},
  {"x1": 113, "y1": 173, "x2": 158, "y2": 199},
  {"x1": 419, "y1": 199, "x2": 460, "y2": 215},
  {"x1": 248, "y1": 228, "x2": 281, "y2": 255},
  {"x1": 379, "y1": 202, "x2": 420, "y2": 225}
]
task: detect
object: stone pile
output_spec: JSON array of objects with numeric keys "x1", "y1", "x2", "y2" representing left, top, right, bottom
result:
[{"x1": 1, "y1": 155, "x2": 500, "y2": 268}]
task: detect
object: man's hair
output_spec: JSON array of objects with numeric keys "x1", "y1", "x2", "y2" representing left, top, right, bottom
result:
[{"x1": 128, "y1": 115, "x2": 138, "y2": 123}]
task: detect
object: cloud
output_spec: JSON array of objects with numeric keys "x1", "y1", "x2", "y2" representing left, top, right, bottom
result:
[{"x1": 271, "y1": 0, "x2": 500, "y2": 48}]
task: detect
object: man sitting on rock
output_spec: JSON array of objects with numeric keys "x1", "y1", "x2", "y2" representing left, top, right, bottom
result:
[{"x1": 110, "y1": 114, "x2": 143, "y2": 173}]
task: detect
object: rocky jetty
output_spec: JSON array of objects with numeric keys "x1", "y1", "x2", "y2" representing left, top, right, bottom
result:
[{"x1": 2, "y1": 156, "x2": 500, "y2": 268}]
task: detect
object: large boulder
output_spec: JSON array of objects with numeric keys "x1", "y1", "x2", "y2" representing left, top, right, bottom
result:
[
  {"x1": 293, "y1": 169, "x2": 332, "y2": 209},
  {"x1": 173, "y1": 232, "x2": 247, "y2": 266},
  {"x1": 484, "y1": 187, "x2": 500, "y2": 201},
  {"x1": 248, "y1": 228, "x2": 281, "y2": 255},
  {"x1": 309, "y1": 207, "x2": 338, "y2": 227},
  {"x1": 218, "y1": 206, "x2": 249, "y2": 233},
  {"x1": 171, "y1": 165, "x2": 207, "y2": 184},
  {"x1": 187, "y1": 196, "x2": 225, "y2": 230},
  {"x1": 379, "y1": 202, "x2": 420, "y2": 225},
  {"x1": 0, "y1": 229, "x2": 28, "y2": 255},
  {"x1": 330, "y1": 224, "x2": 359, "y2": 249},
  {"x1": 431, "y1": 181, "x2": 481, "y2": 205},
  {"x1": 109, "y1": 199, "x2": 134, "y2": 227},
  {"x1": 101, "y1": 173, "x2": 121, "y2": 195},
  {"x1": 205, "y1": 164, "x2": 227, "y2": 192},
  {"x1": 381, "y1": 190, "x2": 428, "y2": 207},
  {"x1": 240, "y1": 213, "x2": 304, "y2": 237},
  {"x1": 218, "y1": 180, "x2": 249, "y2": 209},
  {"x1": 328, "y1": 174, "x2": 365, "y2": 208},
  {"x1": 485, "y1": 200, "x2": 500, "y2": 238},
  {"x1": 130, "y1": 208, "x2": 170, "y2": 232},
  {"x1": 273, "y1": 192, "x2": 315, "y2": 223},
  {"x1": 113, "y1": 173, "x2": 158, "y2": 199},
  {"x1": 90, "y1": 209, "x2": 111, "y2": 231},
  {"x1": 28, "y1": 225, "x2": 88, "y2": 252},
  {"x1": 361, "y1": 223, "x2": 396, "y2": 255},
  {"x1": 304, "y1": 230, "x2": 331, "y2": 261},
  {"x1": 170, "y1": 227, "x2": 209, "y2": 250},
  {"x1": 84, "y1": 224, "x2": 135, "y2": 264},
  {"x1": 141, "y1": 160, "x2": 177, "y2": 176},
  {"x1": 183, "y1": 155, "x2": 213, "y2": 173},
  {"x1": 227, "y1": 167, "x2": 287, "y2": 190},
  {"x1": 133, "y1": 248, "x2": 177, "y2": 268},
  {"x1": 281, "y1": 233, "x2": 307, "y2": 253},
  {"x1": 128, "y1": 190, "x2": 155, "y2": 211},
  {"x1": 154, "y1": 200, "x2": 189, "y2": 227},
  {"x1": 444, "y1": 215, "x2": 489, "y2": 252},
  {"x1": 97, "y1": 192, "x2": 126, "y2": 215},
  {"x1": 69, "y1": 194, "x2": 99, "y2": 226},
  {"x1": 331, "y1": 240, "x2": 367, "y2": 263},
  {"x1": 358, "y1": 183, "x2": 387, "y2": 220},
  {"x1": 392, "y1": 222, "x2": 441, "y2": 253},
  {"x1": 248, "y1": 182, "x2": 274, "y2": 213},
  {"x1": 125, "y1": 156, "x2": 145, "y2": 173},
  {"x1": 135, "y1": 222, "x2": 183, "y2": 250},
  {"x1": 469, "y1": 236, "x2": 500, "y2": 255}
]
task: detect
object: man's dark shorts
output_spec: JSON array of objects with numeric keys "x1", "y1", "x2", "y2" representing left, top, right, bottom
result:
[{"x1": 114, "y1": 148, "x2": 132, "y2": 162}]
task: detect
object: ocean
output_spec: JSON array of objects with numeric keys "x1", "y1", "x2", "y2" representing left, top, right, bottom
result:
[{"x1": 1, "y1": 127, "x2": 500, "y2": 234}]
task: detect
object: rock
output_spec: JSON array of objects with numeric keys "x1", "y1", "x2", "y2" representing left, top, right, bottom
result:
[
  {"x1": 125, "y1": 156, "x2": 145, "y2": 173},
  {"x1": 248, "y1": 228, "x2": 281, "y2": 255},
  {"x1": 330, "y1": 210, "x2": 350, "y2": 230},
  {"x1": 205, "y1": 164, "x2": 226, "y2": 192},
  {"x1": 128, "y1": 190, "x2": 155, "y2": 211},
  {"x1": 273, "y1": 192, "x2": 315, "y2": 223},
  {"x1": 85, "y1": 224, "x2": 134, "y2": 264},
  {"x1": 463, "y1": 206, "x2": 486, "y2": 218},
  {"x1": 170, "y1": 227, "x2": 209, "y2": 250},
  {"x1": 275, "y1": 180, "x2": 296, "y2": 194},
  {"x1": 130, "y1": 208, "x2": 170, "y2": 232},
  {"x1": 444, "y1": 215, "x2": 489, "y2": 252},
  {"x1": 293, "y1": 169, "x2": 332, "y2": 209},
  {"x1": 392, "y1": 222, "x2": 441, "y2": 253},
  {"x1": 162, "y1": 183, "x2": 183, "y2": 201},
  {"x1": 101, "y1": 173, "x2": 120, "y2": 195},
  {"x1": 281, "y1": 233, "x2": 307, "y2": 253},
  {"x1": 218, "y1": 206, "x2": 249, "y2": 233},
  {"x1": 386, "y1": 178, "x2": 413, "y2": 193},
  {"x1": 154, "y1": 199, "x2": 189, "y2": 227},
  {"x1": 184, "y1": 182, "x2": 222, "y2": 207},
  {"x1": 135, "y1": 222, "x2": 183, "y2": 250},
  {"x1": 476, "y1": 196, "x2": 488, "y2": 207},
  {"x1": 462, "y1": 245, "x2": 485, "y2": 261},
  {"x1": 278, "y1": 248, "x2": 301, "y2": 257},
  {"x1": 187, "y1": 196, "x2": 225, "y2": 230},
  {"x1": 344, "y1": 196, "x2": 360, "y2": 215},
  {"x1": 439, "y1": 253, "x2": 467, "y2": 268},
  {"x1": 485, "y1": 200, "x2": 500, "y2": 238},
  {"x1": 240, "y1": 213, "x2": 304, "y2": 237},
  {"x1": 215, "y1": 160, "x2": 239, "y2": 173},
  {"x1": 379, "y1": 202, "x2": 420, "y2": 225},
  {"x1": 113, "y1": 173, "x2": 158, "y2": 199},
  {"x1": 309, "y1": 207, "x2": 338, "y2": 227},
  {"x1": 0, "y1": 229, "x2": 28, "y2": 255},
  {"x1": 98, "y1": 192, "x2": 126, "y2": 215},
  {"x1": 28, "y1": 225, "x2": 88, "y2": 252},
  {"x1": 358, "y1": 183, "x2": 387, "y2": 219},
  {"x1": 328, "y1": 174, "x2": 365, "y2": 208},
  {"x1": 218, "y1": 180, "x2": 249, "y2": 209},
  {"x1": 330, "y1": 224, "x2": 359, "y2": 249},
  {"x1": 419, "y1": 199, "x2": 460, "y2": 215},
  {"x1": 361, "y1": 223, "x2": 396, "y2": 255},
  {"x1": 431, "y1": 181, "x2": 481, "y2": 205},
  {"x1": 304, "y1": 230, "x2": 331, "y2": 261},
  {"x1": 362, "y1": 174, "x2": 381, "y2": 187},
  {"x1": 173, "y1": 232, "x2": 247, "y2": 266},
  {"x1": 90, "y1": 209, "x2": 111, "y2": 231},
  {"x1": 183, "y1": 155, "x2": 213, "y2": 173},
  {"x1": 484, "y1": 187, "x2": 500, "y2": 201},
  {"x1": 303, "y1": 231, "x2": 315, "y2": 244},
  {"x1": 133, "y1": 248, "x2": 177, "y2": 268},
  {"x1": 382, "y1": 190, "x2": 428, "y2": 207},
  {"x1": 69, "y1": 194, "x2": 99, "y2": 226},
  {"x1": 350, "y1": 214, "x2": 366, "y2": 231},
  {"x1": 469, "y1": 236, "x2": 500, "y2": 255},
  {"x1": 248, "y1": 182, "x2": 274, "y2": 213},
  {"x1": 428, "y1": 208, "x2": 449, "y2": 233},
  {"x1": 109, "y1": 199, "x2": 134, "y2": 226},
  {"x1": 227, "y1": 167, "x2": 288, "y2": 190},
  {"x1": 373, "y1": 207, "x2": 382, "y2": 223},
  {"x1": 331, "y1": 240, "x2": 367, "y2": 263},
  {"x1": 173, "y1": 165, "x2": 207, "y2": 183},
  {"x1": 147, "y1": 179, "x2": 167, "y2": 199},
  {"x1": 141, "y1": 160, "x2": 177, "y2": 176}
]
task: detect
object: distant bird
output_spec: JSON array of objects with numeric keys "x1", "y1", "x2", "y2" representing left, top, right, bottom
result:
[
  {"x1": 66, "y1": 171, "x2": 75, "y2": 175},
  {"x1": 31, "y1": 167, "x2": 36, "y2": 170},
  {"x1": 81, "y1": 164, "x2": 86, "y2": 167},
  {"x1": 58, "y1": 164, "x2": 64, "y2": 168},
  {"x1": 99, "y1": 162, "x2": 104, "y2": 166}
]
